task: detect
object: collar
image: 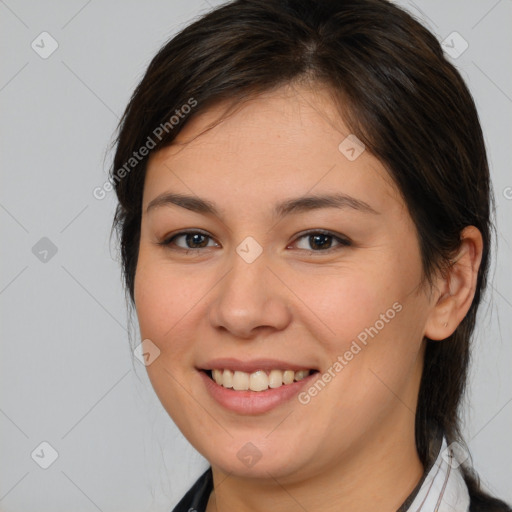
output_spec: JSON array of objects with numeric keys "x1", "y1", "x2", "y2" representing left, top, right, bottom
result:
[{"x1": 403, "y1": 436, "x2": 470, "y2": 512}]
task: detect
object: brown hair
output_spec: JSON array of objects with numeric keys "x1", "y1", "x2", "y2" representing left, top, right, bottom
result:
[{"x1": 110, "y1": 0, "x2": 509, "y2": 508}]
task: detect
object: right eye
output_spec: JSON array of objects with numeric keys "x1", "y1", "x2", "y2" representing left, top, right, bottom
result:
[{"x1": 158, "y1": 230, "x2": 220, "y2": 252}]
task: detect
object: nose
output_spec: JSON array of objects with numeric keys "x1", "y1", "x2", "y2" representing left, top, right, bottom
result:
[{"x1": 208, "y1": 248, "x2": 292, "y2": 339}]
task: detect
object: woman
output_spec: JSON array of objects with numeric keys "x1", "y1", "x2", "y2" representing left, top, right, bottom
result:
[{"x1": 110, "y1": 0, "x2": 511, "y2": 510}]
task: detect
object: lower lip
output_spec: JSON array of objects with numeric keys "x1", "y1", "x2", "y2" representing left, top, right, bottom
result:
[{"x1": 199, "y1": 370, "x2": 317, "y2": 415}]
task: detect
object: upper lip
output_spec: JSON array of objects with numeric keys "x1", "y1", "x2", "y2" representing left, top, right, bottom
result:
[{"x1": 198, "y1": 358, "x2": 317, "y2": 374}]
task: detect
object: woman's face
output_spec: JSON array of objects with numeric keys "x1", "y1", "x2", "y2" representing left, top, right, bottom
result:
[{"x1": 134, "y1": 84, "x2": 434, "y2": 482}]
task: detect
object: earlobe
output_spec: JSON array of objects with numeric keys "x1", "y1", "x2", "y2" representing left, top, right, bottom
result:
[{"x1": 424, "y1": 226, "x2": 483, "y2": 341}]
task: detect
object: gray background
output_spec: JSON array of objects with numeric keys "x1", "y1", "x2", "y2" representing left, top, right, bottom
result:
[{"x1": 1, "y1": 1, "x2": 511, "y2": 511}]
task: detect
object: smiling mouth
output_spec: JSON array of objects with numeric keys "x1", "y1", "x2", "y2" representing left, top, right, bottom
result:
[{"x1": 203, "y1": 368, "x2": 319, "y2": 392}]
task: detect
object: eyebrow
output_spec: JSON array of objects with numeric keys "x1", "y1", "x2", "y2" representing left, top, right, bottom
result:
[{"x1": 146, "y1": 191, "x2": 379, "y2": 217}]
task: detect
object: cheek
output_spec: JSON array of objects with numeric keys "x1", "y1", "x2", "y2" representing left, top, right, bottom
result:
[
  {"x1": 133, "y1": 257, "x2": 204, "y2": 428},
  {"x1": 291, "y1": 261, "x2": 409, "y2": 354},
  {"x1": 291, "y1": 252, "x2": 425, "y2": 406},
  {"x1": 133, "y1": 256, "x2": 198, "y2": 359}
]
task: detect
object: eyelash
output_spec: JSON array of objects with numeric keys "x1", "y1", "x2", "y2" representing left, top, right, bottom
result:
[{"x1": 157, "y1": 229, "x2": 352, "y2": 255}]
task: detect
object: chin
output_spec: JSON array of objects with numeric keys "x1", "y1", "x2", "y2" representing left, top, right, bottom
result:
[{"x1": 197, "y1": 434, "x2": 317, "y2": 481}]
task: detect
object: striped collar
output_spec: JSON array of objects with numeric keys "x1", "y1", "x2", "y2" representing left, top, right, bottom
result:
[{"x1": 403, "y1": 436, "x2": 470, "y2": 512}]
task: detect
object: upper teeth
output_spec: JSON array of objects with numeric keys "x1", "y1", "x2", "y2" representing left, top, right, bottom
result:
[{"x1": 211, "y1": 369, "x2": 311, "y2": 391}]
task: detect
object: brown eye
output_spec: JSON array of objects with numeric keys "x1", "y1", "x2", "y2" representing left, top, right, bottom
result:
[
  {"x1": 292, "y1": 231, "x2": 351, "y2": 252},
  {"x1": 159, "y1": 231, "x2": 219, "y2": 250}
]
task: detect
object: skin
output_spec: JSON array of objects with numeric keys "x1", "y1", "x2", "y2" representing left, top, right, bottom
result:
[{"x1": 133, "y1": 82, "x2": 483, "y2": 512}]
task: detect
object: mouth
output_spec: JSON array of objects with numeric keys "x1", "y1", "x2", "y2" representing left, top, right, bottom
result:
[
  {"x1": 201, "y1": 368, "x2": 319, "y2": 392},
  {"x1": 196, "y1": 358, "x2": 320, "y2": 414}
]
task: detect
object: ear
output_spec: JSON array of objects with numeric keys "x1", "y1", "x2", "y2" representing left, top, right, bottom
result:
[{"x1": 424, "y1": 226, "x2": 484, "y2": 341}]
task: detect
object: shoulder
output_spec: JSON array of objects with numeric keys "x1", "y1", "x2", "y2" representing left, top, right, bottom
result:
[{"x1": 469, "y1": 490, "x2": 512, "y2": 512}]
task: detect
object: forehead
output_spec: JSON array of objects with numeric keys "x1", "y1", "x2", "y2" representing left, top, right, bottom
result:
[{"x1": 144, "y1": 84, "x2": 403, "y2": 216}]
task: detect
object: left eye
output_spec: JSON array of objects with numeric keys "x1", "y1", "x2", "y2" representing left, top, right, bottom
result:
[
  {"x1": 159, "y1": 230, "x2": 351, "y2": 252},
  {"x1": 292, "y1": 231, "x2": 351, "y2": 252}
]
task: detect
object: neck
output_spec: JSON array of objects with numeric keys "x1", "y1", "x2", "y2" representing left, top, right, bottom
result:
[{"x1": 206, "y1": 413, "x2": 424, "y2": 512}]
